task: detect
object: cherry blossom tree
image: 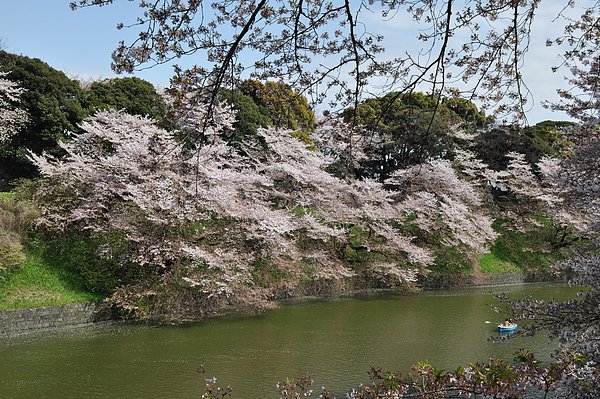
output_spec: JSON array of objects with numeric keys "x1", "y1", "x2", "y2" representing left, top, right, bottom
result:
[
  {"x1": 28, "y1": 97, "x2": 502, "y2": 315},
  {"x1": 493, "y1": 125, "x2": 600, "y2": 398},
  {"x1": 387, "y1": 160, "x2": 497, "y2": 253},
  {"x1": 0, "y1": 72, "x2": 28, "y2": 144},
  {"x1": 448, "y1": 115, "x2": 600, "y2": 397}
]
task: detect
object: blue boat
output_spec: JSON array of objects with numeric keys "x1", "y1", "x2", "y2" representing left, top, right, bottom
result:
[{"x1": 498, "y1": 324, "x2": 518, "y2": 332}]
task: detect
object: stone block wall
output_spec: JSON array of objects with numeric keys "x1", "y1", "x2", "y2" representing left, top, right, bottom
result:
[
  {"x1": 0, "y1": 303, "x2": 102, "y2": 336},
  {"x1": 474, "y1": 272, "x2": 526, "y2": 286},
  {"x1": 475, "y1": 270, "x2": 568, "y2": 286}
]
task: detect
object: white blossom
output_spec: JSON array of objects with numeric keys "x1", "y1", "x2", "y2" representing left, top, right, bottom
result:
[{"x1": 0, "y1": 72, "x2": 28, "y2": 144}]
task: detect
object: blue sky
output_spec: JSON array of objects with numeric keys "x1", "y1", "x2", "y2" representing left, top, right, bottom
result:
[
  {"x1": 0, "y1": 1, "x2": 175, "y2": 86},
  {"x1": 0, "y1": 1, "x2": 575, "y2": 123}
]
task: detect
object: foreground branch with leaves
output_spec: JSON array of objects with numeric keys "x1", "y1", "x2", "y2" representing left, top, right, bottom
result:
[
  {"x1": 69, "y1": 0, "x2": 598, "y2": 123},
  {"x1": 199, "y1": 349, "x2": 587, "y2": 398}
]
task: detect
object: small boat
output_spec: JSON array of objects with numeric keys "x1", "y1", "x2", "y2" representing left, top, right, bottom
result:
[{"x1": 498, "y1": 324, "x2": 518, "y2": 332}]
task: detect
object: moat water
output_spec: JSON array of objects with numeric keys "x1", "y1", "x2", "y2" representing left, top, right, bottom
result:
[{"x1": 0, "y1": 283, "x2": 579, "y2": 398}]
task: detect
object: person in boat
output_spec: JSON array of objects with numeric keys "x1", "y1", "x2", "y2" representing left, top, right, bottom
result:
[{"x1": 503, "y1": 319, "x2": 512, "y2": 327}]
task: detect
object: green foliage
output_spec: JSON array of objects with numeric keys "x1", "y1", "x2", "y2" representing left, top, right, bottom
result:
[
  {"x1": 343, "y1": 92, "x2": 462, "y2": 180},
  {"x1": 37, "y1": 230, "x2": 157, "y2": 296},
  {"x1": 389, "y1": 218, "x2": 422, "y2": 237},
  {"x1": 429, "y1": 243, "x2": 472, "y2": 274},
  {"x1": 343, "y1": 247, "x2": 386, "y2": 265},
  {"x1": 474, "y1": 121, "x2": 573, "y2": 171},
  {"x1": 295, "y1": 231, "x2": 329, "y2": 252},
  {"x1": 486, "y1": 217, "x2": 570, "y2": 270},
  {"x1": 291, "y1": 206, "x2": 317, "y2": 218},
  {"x1": 0, "y1": 190, "x2": 40, "y2": 240},
  {"x1": 290, "y1": 130, "x2": 316, "y2": 149},
  {"x1": 0, "y1": 248, "x2": 100, "y2": 310},
  {"x1": 478, "y1": 252, "x2": 522, "y2": 274},
  {"x1": 347, "y1": 225, "x2": 386, "y2": 248},
  {"x1": 0, "y1": 50, "x2": 87, "y2": 186},
  {"x1": 340, "y1": 225, "x2": 389, "y2": 266},
  {"x1": 442, "y1": 97, "x2": 491, "y2": 130},
  {"x1": 392, "y1": 219, "x2": 472, "y2": 273},
  {"x1": 348, "y1": 225, "x2": 371, "y2": 247},
  {"x1": 295, "y1": 257, "x2": 318, "y2": 280},
  {"x1": 250, "y1": 259, "x2": 290, "y2": 287},
  {"x1": 239, "y1": 80, "x2": 315, "y2": 131},
  {"x1": 170, "y1": 215, "x2": 235, "y2": 246},
  {"x1": 220, "y1": 89, "x2": 269, "y2": 139},
  {"x1": 223, "y1": 84, "x2": 317, "y2": 140},
  {"x1": 0, "y1": 192, "x2": 14, "y2": 200},
  {"x1": 524, "y1": 120, "x2": 573, "y2": 157},
  {"x1": 0, "y1": 191, "x2": 39, "y2": 275},
  {"x1": 84, "y1": 77, "x2": 167, "y2": 122}
]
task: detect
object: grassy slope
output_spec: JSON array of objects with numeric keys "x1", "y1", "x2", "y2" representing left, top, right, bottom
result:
[
  {"x1": 479, "y1": 252, "x2": 522, "y2": 274},
  {"x1": 0, "y1": 248, "x2": 101, "y2": 311},
  {"x1": 478, "y1": 216, "x2": 573, "y2": 274},
  {"x1": 1, "y1": 190, "x2": 101, "y2": 310}
]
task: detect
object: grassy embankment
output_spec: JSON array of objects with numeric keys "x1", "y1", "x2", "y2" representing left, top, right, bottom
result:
[
  {"x1": 478, "y1": 217, "x2": 574, "y2": 274},
  {"x1": 0, "y1": 189, "x2": 575, "y2": 311},
  {"x1": 0, "y1": 250, "x2": 101, "y2": 311},
  {"x1": 0, "y1": 192, "x2": 101, "y2": 311}
]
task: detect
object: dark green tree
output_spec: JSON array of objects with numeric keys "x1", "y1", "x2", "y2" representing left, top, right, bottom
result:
[
  {"x1": 84, "y1": 77, "x2": 166, "y2": 122},
  {"x1": 0, "y1": 51, "x2": 86, "y2": 187},
  {"x1": 238, "y1": 80, "x2": 315, "y2": 132},
  {"x1": 474, "y1": 121, "x2": 573, "y2": 171},
  {"x1": 442, "y1": 97, "x2": 491, "y2": 130},
  {"x1": 343, "y1": 92, "x2": 462, "y2": 181},
  {"x1": 220, "y1": 89, "x2": 269, "y2": 140}
]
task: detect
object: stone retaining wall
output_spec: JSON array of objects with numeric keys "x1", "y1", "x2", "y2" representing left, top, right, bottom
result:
[
  {"x1": 0, "y1": 303, "x2": 103, "y2": 336},
  {"x1": 475, "y1": 270, "x2": 569, "y2": 286},
  {"x1": 0, "y1": 270, "x2": 569, "y2": 334},
  {"x1": 474, "y1": 272, "x2": 527, "y2": 286}
]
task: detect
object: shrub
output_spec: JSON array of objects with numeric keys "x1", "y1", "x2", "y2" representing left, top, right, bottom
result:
[
  {"x1": 38, "y1": 230, "x2": 158, "y2": 296},
  {"x1": 0, "y1": 192, "x2": 38, "y2": 276},
  {"x1": 0, "y1": 192, "x2": 40, "y2": 240},
  {"x1": 0, "y1": 232, "x2": 25, "y2": 274}
]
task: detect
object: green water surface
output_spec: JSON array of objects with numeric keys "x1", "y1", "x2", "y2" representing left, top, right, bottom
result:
[{"x1": 0, "y1": 283, "x2": 579, "y2": 398}]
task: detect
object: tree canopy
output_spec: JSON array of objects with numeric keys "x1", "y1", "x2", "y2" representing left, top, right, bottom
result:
[
  {"x1": 473, "y1": 122, "x2": 573, "y2": 172},
  {"x1": 238, "y1": 80, "x2": 315, "y2": 131},
  {"x1": 0, "y1": 50, "x2": 87, "y2": 187},
  {"x1": 341, "y1": 91, "x2": 467, "y2": 180},
  {"x1": 220, "y1": 80, "x2": 315, "y2": 140},
  {"x1": 84, "y1": 77, "x2": 167, "y2": 122}
]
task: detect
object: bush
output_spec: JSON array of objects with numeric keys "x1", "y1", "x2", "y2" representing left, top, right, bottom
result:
[
  {"x1": 0, "y1": 232, "x2": 26, "y2": 273},
  {"x1": 38, "y1": 230, "x2": 157, "y2": 296},
  {"x1": 0, "y1": 192, "x2": 38, "y2": 276},
  {"x1": 0, "y1": 192, "x2": 40, "y2": 240}
]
